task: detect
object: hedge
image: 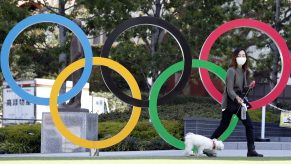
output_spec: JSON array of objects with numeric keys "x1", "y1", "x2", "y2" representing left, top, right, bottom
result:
[
  {"x1": 0, "y1": 96, "x2": 287, "y2": 153},
  {"x1": 98, "y1": 95, "x2": 280, "y2": 123},
  {"x1": 99, "y1": 120, "x2": 182, "y2": 151},
  {"x1": 97, "y1": 95, "x2": 222, "y2": 122},
  {"x1": 0, "y1": 124, "x2": 41, "y2": 154},
  {"x1": 0, "y1": 120, "x2": 181, "y2": 153}
]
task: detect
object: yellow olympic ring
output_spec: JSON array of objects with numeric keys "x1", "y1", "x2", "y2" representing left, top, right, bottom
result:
[{"x1": 49, "y1": 57, "x2": 141, "y2": 148}]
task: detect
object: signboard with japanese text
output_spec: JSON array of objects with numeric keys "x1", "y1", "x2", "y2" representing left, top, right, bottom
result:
[
  {"x1": 280, "y1": 111, "x2": 291, "y2": 128},
  {"x1": 3, "y1": 80, "x2": 35, "y2": 125},
  {"x1": 2, "y1": 78, "x2": 102, "y2": 125}
]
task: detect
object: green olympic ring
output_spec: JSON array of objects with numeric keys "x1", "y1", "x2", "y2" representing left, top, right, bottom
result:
[{"x1": 149, "y1": 59, "x2": 239, "y2": 152}]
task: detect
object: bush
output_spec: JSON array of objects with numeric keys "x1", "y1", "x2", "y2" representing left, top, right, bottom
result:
[
  {"x1": 0, "y1": 141, "x2": 29, "y2": 154},
  {"x1": 277, "y1": 100, "x2": 291, "y2": 110},
  {"x1": 98, "y1": 121, "x2": 127, "y2": 139},
  {"x1": 99, "y1": 120, "x2": 182, "y2": 151},
  {"x1": 0, "y1": 95, "x2": 284, "y2": 153},
  {"x1": 0, "y1": 124, "x2": 40, "y2": 154},
  {"x1": 141, "y1": 137, "x2": 174, "y2": 150},
  {"x1": 101, "y1": 136, "x2": 141, "y2": 151},
  {"x1": 248, "y1": 108, "x2": 280, "y2": 123},
  {"x1": 99, "y1": 95, "x2": 282, "y2": 123},
  {"x1": 99, "y1": 96, "x2": 222, "y2": 122}
]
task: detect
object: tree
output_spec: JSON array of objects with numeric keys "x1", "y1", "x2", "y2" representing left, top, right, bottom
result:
[
  {"x1": 81, "y1": 0, "x2": 239, "y2": 96},
  {"x1": 1, "y1": 0, "x2": 290, "y2": 101}
]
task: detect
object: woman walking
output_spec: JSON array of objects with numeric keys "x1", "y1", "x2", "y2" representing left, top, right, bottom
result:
[{"x1": 204, "y1": 48, "x2": 263, "y2": 157}]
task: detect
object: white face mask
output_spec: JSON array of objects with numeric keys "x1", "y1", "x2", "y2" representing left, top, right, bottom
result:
[{"x1": 236, "y1": 57, "x2": 246, "y2": 66}]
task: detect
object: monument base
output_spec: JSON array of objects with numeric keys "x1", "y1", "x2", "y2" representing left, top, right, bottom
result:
[
  {"x1": 41, "y1": 110, "x2": 98, "y2": 153},
  {"x1": 58, "y1": 106, "x2": 89, "y2": 113}
]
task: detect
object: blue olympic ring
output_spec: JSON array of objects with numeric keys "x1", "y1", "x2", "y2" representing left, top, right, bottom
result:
[{"x1": 0, "y1": 14, "x2": 93, "y2": 105}]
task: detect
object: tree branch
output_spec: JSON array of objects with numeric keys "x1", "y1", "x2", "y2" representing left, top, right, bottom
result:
[
  {"x1": 142, "y1": 9, "x2": 152, "y2": 16},
  {"x1": 248, "y1": 56, "x2": 258, "y2": 62},
  {"x1": 36, "y1": 0, "x2": 58, "y2": 14},
  {"x1": 284, "y1": 7, "x2": 291, "y2": 18},
  {"x1": 42, "y1": 0, "x2": 59, "y2": 10},
  {"x1": 87, "y1": 32, "x2": 107, "y2": 40},
  {"x1": 140, "y1": 35, "x2": 151, "y2": 53},
  {"x1": 140, "y1": 68, "x2": 151, "y2": 91},
  {"x1": 65, "y1": 4, "x2": 78, "y2": 11},
  {"x1": 280, "y1": 7, "x2": 291, "y2": 24},
  {"x1": 70, "y1": 3, "x2": 80, "y2": 14}
]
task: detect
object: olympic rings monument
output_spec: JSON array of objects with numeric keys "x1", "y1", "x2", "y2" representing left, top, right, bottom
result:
[{"x1": 1, "y1": 13, "x2": 291, "y2": 156}]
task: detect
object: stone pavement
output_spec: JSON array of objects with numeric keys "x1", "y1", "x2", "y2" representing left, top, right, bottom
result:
[
  {"x1": 2, "y1": 142, "x2": 290, "y2": 158},
  {"x1": 0, "y1": 149, "x2": 291, "y2": 158},
  {"x1": 224, "y1": 142, "x2": 291, "y2": 150}
]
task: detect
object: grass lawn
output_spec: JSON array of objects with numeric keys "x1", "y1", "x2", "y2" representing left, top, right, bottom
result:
[{"x1": 0, "y1": 157, "x2": 291, "y2": 164}]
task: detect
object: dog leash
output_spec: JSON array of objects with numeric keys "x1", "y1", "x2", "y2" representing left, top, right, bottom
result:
[{"x1": 235, "y1": 87, "x2": 252, "y2": 115}]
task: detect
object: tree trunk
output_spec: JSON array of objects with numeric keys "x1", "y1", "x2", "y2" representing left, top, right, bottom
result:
[
  {"x1": 269, "y1": 0, "x2": 281, "y2": 104},
  {"x1": 58, "y1": 0, "x2": 67, "y2": 104},
  {"x1": 149, "y1": 0, "x2": 162, "y2": 90}
]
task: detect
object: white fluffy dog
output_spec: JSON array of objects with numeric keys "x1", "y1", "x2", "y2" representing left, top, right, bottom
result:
[{"x1": 184, "y1": 132, "x2": 224, "y2": 156}]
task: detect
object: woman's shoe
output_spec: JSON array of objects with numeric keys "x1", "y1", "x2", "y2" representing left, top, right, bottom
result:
[
  {"x1": 247, "y1": 150, "x2": 263, "y2": 157},
  {"x1": 247, "y1": 145, "x2": 263, "y2": 157}
]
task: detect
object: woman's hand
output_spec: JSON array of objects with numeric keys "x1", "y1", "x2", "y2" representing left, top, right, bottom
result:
[
  {"x1": 235, "y1": 96, "x2": 244, "y2": 104},
  {"x1": 249, "y1": 80, "x2": 256, "y2": 89}
]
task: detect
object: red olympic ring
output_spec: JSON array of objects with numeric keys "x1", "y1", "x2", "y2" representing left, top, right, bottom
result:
[{"x1": 199, "y1": 18, "x2": 291, "y2": 110}]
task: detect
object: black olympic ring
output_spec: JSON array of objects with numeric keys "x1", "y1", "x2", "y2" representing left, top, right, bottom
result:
[{"x1": 100, "y1": 16, "x2": 192, "y2": 107}]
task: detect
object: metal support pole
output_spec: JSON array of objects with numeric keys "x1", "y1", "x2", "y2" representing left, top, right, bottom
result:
[
  {"x1": 261, "y1": 106, "x2": 266, "y2": 139},
  {"x1": 257, "y1": 105, "x2": 270, "y2": 142}
]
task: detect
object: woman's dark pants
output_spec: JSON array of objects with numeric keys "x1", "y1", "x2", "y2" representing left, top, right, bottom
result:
[{"x1": 210, "y1": 108, "x2": 255, "y2": 151}]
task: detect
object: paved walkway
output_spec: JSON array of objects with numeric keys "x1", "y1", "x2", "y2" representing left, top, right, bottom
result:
[{"x1": 0, "y1": 150, "x2": 291, "y2": 158}]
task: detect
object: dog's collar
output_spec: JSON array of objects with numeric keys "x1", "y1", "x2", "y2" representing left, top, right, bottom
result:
[{"x1": 212, "y1": 140, "x2": 216, "y2": 150}]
